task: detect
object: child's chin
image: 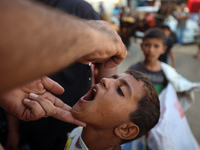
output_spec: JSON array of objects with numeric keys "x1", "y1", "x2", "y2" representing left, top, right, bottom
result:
[{"x1": 71, "y1": 106, "x2": 81, "y2": 117}]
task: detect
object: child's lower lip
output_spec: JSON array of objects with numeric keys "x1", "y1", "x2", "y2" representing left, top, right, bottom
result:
[
  {"x1": 79, "y1": 96, "x2": 92, "y2": 103},
  {"x1": 147, "y1": 55, "x2": 153, "y2": 58}
]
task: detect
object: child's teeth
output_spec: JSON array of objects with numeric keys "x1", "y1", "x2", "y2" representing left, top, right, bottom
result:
[{"x1": 93, "y1": 89, "x2": 96, "y2": 93}]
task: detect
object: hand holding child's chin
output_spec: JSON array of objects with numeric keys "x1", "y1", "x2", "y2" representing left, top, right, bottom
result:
[{"x1": 23, "y1": 93, "x2": 86, "y2": 127}]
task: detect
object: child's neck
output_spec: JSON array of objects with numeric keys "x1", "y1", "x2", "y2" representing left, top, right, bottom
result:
[
  {"x1": 81, "y1": 126, "x2": 118, "y2": 150},
  {"x1": 142, "y1": 60, "x2": 162, "y2": 72}
]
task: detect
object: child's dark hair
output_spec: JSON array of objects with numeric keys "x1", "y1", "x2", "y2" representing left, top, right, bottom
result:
[
  {"x1": 122, "y1": 69, "x2": 160, "y2": 144},
  {"x1": 160, "y1": 24, "x2": 171, "y2": 32},
  {"x1": 143, "y1": 28, "x2": 167, "y2": 45}
]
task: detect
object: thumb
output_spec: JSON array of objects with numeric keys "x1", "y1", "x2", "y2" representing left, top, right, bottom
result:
[
  {"x1": 104, "y1": 50, "x2": 127, "y2": 69},
  {"x1": 104, "y1": 58, "x2": 119, "y2": 69}
]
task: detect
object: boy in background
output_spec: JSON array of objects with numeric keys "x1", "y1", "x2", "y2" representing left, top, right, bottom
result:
[
  {"x1": 129, "y1": 28, "x2": 168, "y2": 94},
  {"x1": 25, "y1": 70, "x2": 160, "y2": 150},
  {"x1": 159, "y1": 25, "x2": 176, "y2": 68},
  {"x1": 128, "y1": 28, "x2": 200, "y2": 150}
]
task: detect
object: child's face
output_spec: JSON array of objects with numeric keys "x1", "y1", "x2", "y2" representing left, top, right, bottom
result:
[
  {"x1": 163, "y1": 28, "x2": 170, "y2": 37},
  {"x1": 71, "y1": 73, "x2": 144, "y2": 129},
  {"x1": 141, "y1": 38, "x2": 166, "y2": 62}
]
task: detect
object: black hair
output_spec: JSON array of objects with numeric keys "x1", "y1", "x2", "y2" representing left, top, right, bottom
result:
[
  {"x1": 122, "y1": 69, "x2": 160, "y2": 144},
  {"x1": 160, "y1": 24, "x2": 171, "y2": 32},
  {"x1": 143, "y1": 28, "x2": 167, "y2": 45}
]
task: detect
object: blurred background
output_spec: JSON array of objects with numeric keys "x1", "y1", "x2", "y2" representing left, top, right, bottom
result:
[{"x1": 87, "y1": 0, "x2": 200, "y2": 45}]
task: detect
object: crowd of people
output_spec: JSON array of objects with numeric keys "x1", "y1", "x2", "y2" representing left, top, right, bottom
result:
[
  {"x1": 107, "y1": 1, "x2": 199, "y2": 52},
  {"x1": 0, "y1": 0, "x2": 200, "y2": 150}
]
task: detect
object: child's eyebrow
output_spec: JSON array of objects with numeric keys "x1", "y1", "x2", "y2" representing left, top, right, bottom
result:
[
  {"x1": 111, "y1": 75, "x2": 132, "y2": 97},
  {"x1": 111, "y1": 74, "x2": 118, "y2": 79}
]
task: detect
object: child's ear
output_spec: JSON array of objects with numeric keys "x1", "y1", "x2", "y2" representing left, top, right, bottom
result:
[
  {"x1": 114, "y1": 122, "x2": 139, "y2": 140},
  {"x1": 140, "y1": 43, "x2": 145, "y2": 55}
]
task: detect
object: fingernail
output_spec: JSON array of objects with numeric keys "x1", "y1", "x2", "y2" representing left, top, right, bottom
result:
[
  {"x1": 30, "y1": 93, "x2": 38, "y2": 98},
  {"x1": 24, "y1": 99, "x2": 31, "y2": 102}
]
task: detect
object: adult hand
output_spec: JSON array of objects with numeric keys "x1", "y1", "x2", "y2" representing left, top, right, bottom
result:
[
  {"x1": 78, "y1": 20, "x2": 127, "y2": 68},
  {"x1": 24, "y1": 92, "x2": 86, "y2": 127},
  {"x1": 0, "y1": 76, "x2": 63, "y2": 120},
  {"x1": 0, "y1": 77, "x2": 86, "y2": 126}
]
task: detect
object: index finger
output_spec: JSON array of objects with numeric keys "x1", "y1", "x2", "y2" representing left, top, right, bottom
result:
[
  {"x1": 42, "y1": 77, "x2": 64, "y2": 95},
  {"x1": 41, "y1": 92, "x2": 86, "y2": 126}
]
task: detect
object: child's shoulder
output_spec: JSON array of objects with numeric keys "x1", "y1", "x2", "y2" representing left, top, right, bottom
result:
[{"x1": 129, "y1": 62, "x2": 143, "y2": 70}]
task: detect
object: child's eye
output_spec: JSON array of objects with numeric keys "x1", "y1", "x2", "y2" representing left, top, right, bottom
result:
[{"x1": 117, "y1": 86, "x2": 124, "y2": 97}]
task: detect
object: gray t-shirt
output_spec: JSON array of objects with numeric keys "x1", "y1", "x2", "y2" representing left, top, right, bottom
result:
[{"x1": 129, "y1": 62, "x2": 168, "y2": 94}]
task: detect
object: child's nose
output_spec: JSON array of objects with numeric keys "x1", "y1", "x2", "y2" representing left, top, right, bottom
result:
[
  {"x1": 149, "y1": 46, "x2": 154, "y2": 52},
  {"x1": 100, "y1": 78, "x2": 112, "y2": 89}
]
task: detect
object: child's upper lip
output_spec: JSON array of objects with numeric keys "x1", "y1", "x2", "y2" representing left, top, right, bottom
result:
[
  {"x1": 80, "y1": 84, "x2": 99, "y2": 102},
  {"x1": 92, "y1": 85, "x2": 98, "y2": 100},
  {"x1": 93, "y1": 84, "x2": 98, "y2": 92},
  {"x1": 92, "y1": 84, "x2": 99, "y2": 98}
]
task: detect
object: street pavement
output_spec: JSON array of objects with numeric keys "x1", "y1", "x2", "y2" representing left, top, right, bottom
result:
[{"x1": 117, "y1": 38, "x2": 200, "y2": 144}]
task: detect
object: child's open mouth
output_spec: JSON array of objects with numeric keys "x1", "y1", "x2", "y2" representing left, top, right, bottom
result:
[{"x1": 82, "y1": 86, "x2": 97, "y2": 102}]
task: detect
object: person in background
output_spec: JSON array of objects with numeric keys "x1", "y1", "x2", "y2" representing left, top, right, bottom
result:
[
  {"x1": 111, "y1": 4, "x2": 122, "y2": 27},
  {"x1": 193, "y1": 44, "x2": 200, "y2": 59},
  {"x1": 127, "y1": 28, "x2": 200, "y2": 150},
  {"x1": 173, "y1": 2, "x2": 190, "y2": 45},
  {"x1": 129, "y1": 28, "x2": 168, "y2": 94},
  {"x1": 98, "y1": 1, "x2": 106, "y2": 20},
  {"x1": 159, "y1": 24, "x2": 176, "y2": 68},
  {"x1": 193, "y1": 10, "x2": 200, "y2": 59}
]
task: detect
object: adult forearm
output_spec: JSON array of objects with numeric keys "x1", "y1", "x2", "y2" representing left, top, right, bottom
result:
[
  {"x1": 0, "y1": 0, "x2": 98, "y2": 93},
  {"x1": 0, "y1": 0, "x2": 126, "y2": 93}
]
